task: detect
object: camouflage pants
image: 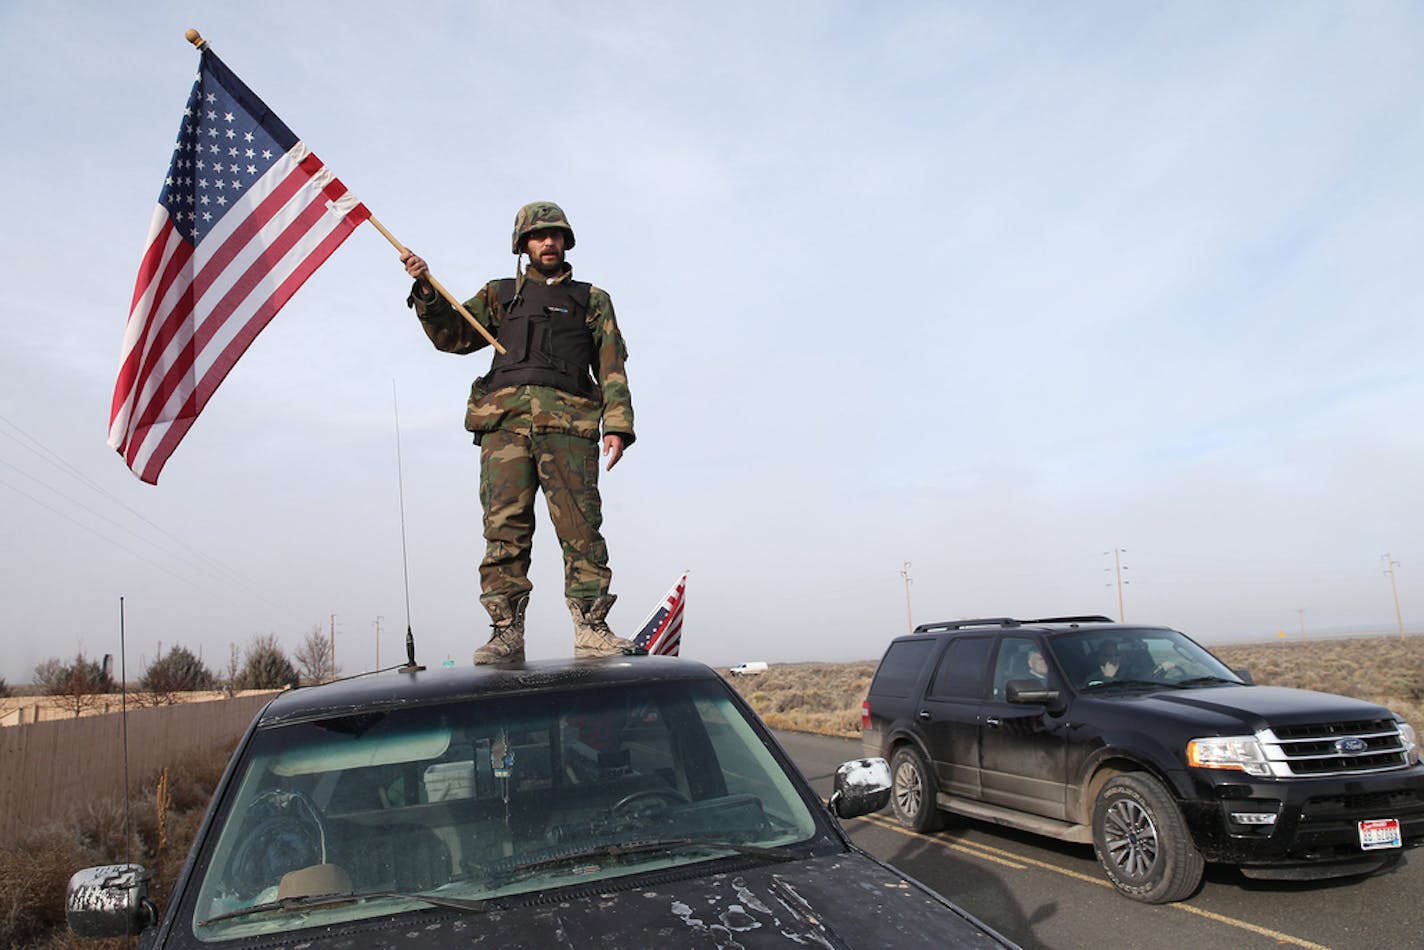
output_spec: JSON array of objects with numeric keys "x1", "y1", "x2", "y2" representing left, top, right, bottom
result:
[{"x1": 477, "y1": 428, "x2": 611, "y2": 604}]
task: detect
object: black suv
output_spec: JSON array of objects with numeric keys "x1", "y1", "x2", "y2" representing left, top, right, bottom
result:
[
  {"x1": 863, "y1": 617, "x2": 1424, "y2": 903},
  {"x1": 67, "y1": 656, "x2": 1013, "y2": 948}
]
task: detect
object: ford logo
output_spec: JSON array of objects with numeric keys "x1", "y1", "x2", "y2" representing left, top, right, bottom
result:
[{"x1": 1335, "y1": 737, "x2": 1369, "y2": 755}]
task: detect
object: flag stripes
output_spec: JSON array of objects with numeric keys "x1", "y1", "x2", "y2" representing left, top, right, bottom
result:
[
  {"x1": 109, "y1": 49, "x2": 369, "y2": 483},
  {"x1": 633, "y1": 572, "x2": 688, "y2": 657}
]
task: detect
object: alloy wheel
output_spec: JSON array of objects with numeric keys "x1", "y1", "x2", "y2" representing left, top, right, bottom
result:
[{"x1": 1101, "y1": 795, "x2": 1160, "y2": 879}]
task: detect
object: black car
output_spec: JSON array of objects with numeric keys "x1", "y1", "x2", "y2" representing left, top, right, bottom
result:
[
  {"x1": 68, "y1": 656, "x2": 1014, "y2": 948},
  {"x1": 862, "y1": 617, "x2": 1424, "y2": 903}
]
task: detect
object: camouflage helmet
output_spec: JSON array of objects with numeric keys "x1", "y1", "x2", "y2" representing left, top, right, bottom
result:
[{"x1": 511, "y1": 201, "x2": 575, "y2": 254}]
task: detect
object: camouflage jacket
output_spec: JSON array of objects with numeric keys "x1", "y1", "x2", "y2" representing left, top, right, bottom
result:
[{"x1": 408, "y1": 265, "x2": 635, "y2": 446}]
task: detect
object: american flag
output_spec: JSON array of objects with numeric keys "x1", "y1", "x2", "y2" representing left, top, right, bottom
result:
[
  {"x1": 109, "y1": 47, "x2": 369, "y2": 483},
  {"x1": 632, "y1": 571, "x2": 688, "y2": 656}
]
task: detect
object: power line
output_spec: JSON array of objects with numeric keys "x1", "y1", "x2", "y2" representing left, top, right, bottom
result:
[
  {"x1": 0, "y1": 412, "x2": 285, "y2": 610},
  {"x1": 0, "y1": 472, "x2": 240, "y2": 602}
]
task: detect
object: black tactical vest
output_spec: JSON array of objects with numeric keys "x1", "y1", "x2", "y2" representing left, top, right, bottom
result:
[{"x1": 483, "y1": 277, "x2": 597, "y2": 397}]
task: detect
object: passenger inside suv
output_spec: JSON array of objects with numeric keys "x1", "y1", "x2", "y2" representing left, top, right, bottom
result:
[{"x1": 991, "y1": 638, "x2": 1054, "y2": 699}]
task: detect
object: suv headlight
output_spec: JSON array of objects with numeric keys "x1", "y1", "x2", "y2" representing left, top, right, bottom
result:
[
  {"x1": 1399, "y1": 720, "x2": 1418, "y2": 765},
  {"x1": 1187, "y1": 736, "x2": 1271, "y2": 777}
]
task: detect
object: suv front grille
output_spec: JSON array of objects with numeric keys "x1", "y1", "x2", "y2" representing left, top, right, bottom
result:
[
  {"x1": 1302, "y1": 789, "x2": 1424, "y2": 818},
  {"x1": 1259, "y1": 719, "x2": 1412, "y2": 777}
]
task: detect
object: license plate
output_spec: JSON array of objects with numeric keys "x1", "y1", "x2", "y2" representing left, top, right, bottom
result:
[{"x1": 1358, "y1": 818, "x2": 1401, "y2": 851}]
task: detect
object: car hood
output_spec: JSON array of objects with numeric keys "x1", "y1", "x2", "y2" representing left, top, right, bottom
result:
[
  {"x1": 1131, "y1": 685, "x2": 1395, "y2": 730},
  {"x1": 194, "y1": 851, "x2": 1010, "y2": 949}
]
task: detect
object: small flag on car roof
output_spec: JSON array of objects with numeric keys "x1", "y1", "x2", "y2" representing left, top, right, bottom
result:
[{"x1": 633, "y1": 571, "x2": 688, "y2": 657}]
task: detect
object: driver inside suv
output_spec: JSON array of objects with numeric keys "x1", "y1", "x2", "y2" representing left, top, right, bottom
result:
[{"x1": 1093, "y1": 642, "x2": 1124, "y2": 680}]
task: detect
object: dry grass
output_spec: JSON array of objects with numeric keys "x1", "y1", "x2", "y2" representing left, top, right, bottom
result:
[
  {"x1": 0, "y1": 744, "x2": 234, "y2": 949},
  {"x1": 721, "y1": 662, "x2": 878, "y2": 738},
  {"x1": 721, "y1": 635, "x2": 1424, "y2": 738}
]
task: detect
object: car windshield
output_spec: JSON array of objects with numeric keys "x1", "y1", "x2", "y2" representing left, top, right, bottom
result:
[
  {"x1": 189, "y1": 678, "x2": 824, "y2": 942},
  {"x1": 1051, "y1": 627, "x2": 1242, "y2": 692}
]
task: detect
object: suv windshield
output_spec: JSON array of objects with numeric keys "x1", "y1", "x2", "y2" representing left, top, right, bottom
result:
[
  {"x1": 1051, "y1": 628, "x2": 1241, "y2": 692},
  {"x1": 190, "y1": 679, "x2": 823, "y2": 942}
]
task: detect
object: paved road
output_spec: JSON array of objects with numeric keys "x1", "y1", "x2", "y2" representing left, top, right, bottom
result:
[{"x1": 776, "y1": 731, "x2": 1419, "y2": 950}]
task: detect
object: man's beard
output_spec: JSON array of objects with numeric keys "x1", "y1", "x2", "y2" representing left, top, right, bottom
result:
[{"x1": 528, "y1": 251, "x2": 565, "y2": 275}]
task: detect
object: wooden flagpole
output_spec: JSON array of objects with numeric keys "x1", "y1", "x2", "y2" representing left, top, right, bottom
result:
[
  {"x1": 184, "y1": 29, "x2": 505, "y2": 355},
  {"x1": 365, "y1": 216, "x2": 505, "y2": 354}
]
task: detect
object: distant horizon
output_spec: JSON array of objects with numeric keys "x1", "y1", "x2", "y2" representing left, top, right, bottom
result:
[{"x1": 4, "y1": 623, "x2": 1416, "y2": 688}]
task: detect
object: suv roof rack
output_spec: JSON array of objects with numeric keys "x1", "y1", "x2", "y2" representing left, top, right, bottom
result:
[
  {"x1": 912, "y1": 615, "x2": 1114, "y2": 634},
  {"x1": 913, "y1": 618, "x2": 1020, "y2": 633}
]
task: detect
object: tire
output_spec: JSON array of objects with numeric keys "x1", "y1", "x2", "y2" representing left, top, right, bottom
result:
[
  {"x1": 1091, "y1": 773, "x2": 1204, "y2": 903},
  {"x1": 889, "y1": 746, "x2": 944, "y2": 833}
]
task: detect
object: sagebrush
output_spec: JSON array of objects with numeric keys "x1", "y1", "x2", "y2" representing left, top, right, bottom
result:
[{"x1": 0, "y1": 744, "x2": 234, "y2": 949}]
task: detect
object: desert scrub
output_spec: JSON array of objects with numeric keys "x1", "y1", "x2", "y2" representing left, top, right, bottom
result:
[
  {"x1": 722, "y1": 662, "x2": 877, "y2": 738},
  {"x1": 2, "y1": 744, "x2": 234, "y2": 949}
]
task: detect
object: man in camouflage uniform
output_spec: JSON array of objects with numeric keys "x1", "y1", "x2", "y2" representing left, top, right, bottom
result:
[{"x1": 400, "y1": 202, "x2": 641, "y2": 664}]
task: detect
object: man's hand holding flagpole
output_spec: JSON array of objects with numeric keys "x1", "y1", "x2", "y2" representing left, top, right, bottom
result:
[{"x1": 363, "y1": 215, "x2": 504, "y2": 356}]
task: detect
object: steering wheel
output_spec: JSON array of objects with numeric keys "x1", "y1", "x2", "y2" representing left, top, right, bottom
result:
[
  {"x1": 1153, "y1": 662, "x2": 1186, "y2": 681},
  {"x1": 611, "y1": 787, "x2": 691, "y2": 815}
]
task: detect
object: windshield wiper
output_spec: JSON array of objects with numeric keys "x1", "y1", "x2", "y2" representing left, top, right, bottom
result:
[
  {"x1": 502, "y1": 837, "x2": 808, "y2": 877},
  {"x1": 1080, "y1": 679, "x2": 1165, "y2": 692},
  {"x1": 1170, "y1": 676, "x2": 1241, "y2": 688},
  {"x1": 198, "y1": 889, "x2": 488, "y2": 926}
]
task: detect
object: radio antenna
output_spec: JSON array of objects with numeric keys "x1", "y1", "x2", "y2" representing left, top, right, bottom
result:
[
  {"x1": 119, "y1": 597, "x2": 133, "y2": 865},
  {"x1": 392, "y1": 381, "x2": 425, "y2": 672}
]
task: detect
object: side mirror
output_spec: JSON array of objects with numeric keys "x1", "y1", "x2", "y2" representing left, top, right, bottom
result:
[
  {"x1": 66, "y1": 864, "x2": 157, "y2": 938},
  {"x1": 1233, "y1": 668, "x2": 1254, "y2": 685},
  {"x1": 829, "y1": 757, "x2": 892, "y2": 819},
  {"x1": 1005, "y1": 678, "x2": 1064, "y2": 713}
]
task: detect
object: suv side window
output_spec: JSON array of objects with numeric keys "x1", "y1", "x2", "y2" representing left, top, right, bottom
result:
[
  {"x1": 869, "y1": 639, "x2": 938, "y2": 697},
  {"x1": 990, "y1": 636, "x2": 1047, "y2": 700},
  {"x1": 926, "y1": 636, "x2": 993, "y2": 700}
]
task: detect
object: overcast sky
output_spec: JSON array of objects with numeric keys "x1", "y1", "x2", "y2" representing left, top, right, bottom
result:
[{"x1": 1, "y1": 1, "x2": 1420, "y2": 684}]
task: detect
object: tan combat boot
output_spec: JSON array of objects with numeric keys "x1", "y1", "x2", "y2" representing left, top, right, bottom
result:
[
  {"x1": 473, "y1": 593, "x2": 528, "y2": 664},
  {"x1": 569, "y1": 594, "x2": 643, "y2": 658}
]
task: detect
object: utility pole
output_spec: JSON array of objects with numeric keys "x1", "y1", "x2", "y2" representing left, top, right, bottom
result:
[
  {"x1": 1382, "y1": 554, "x2": 1405, "y2": 640},
  {"x1": 901, "y1": 561, "x2": 914, "y2": 632},
  {"x1": 329, "y1": 613, "x2": 337, "y2": 682},
  {"x1": 1104, "y1": 548, "x2": 1129, "y2": 622},
  {"x1": 373, "y1": 615, "x2": 383, "y2": 669}
]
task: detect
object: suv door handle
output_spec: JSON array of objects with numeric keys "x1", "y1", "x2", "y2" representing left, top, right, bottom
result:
[
  {"x1": 917, "y1": 710, "x2": 931, "y2": 721},
  {"x1": 984, "y1": 717, "x2": 1002, "y2": 728}
]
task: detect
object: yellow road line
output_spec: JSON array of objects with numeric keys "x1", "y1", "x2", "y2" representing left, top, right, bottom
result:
[
  {"x1": 852, "y1": 814, "x2": 1331, "y2": 950},
  {"x1": 1169, "y1": 903, "x2": 1331, "y2": 950},
  {"x1": 935, "y1": 840, "x2": 1028, "y2": 870},
  {"x1": 860, "y1": 814, "x2": 1101, "y2": 884}
]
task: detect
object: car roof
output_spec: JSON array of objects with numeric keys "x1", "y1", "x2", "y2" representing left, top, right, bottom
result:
[
  {"x1": 907, "y1": 617, "x2": 1175, "y2": 639},
  {"x1": 256, "y1": 656, "x2": 721, "y2": 727}
]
